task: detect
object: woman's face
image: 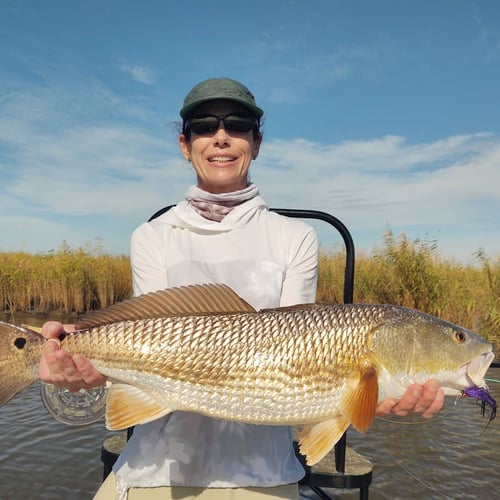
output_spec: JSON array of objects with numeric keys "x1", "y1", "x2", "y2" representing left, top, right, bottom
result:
[{"x1": 179, "y1": 99, "x2": 262, "y2": 194}]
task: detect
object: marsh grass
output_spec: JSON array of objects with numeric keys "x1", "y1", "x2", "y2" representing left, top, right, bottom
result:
[
  {"x1": 0, "y1": 242, "x2": 131, "y2": 314},
  {"x1": 1, "y1": 233, "x2": 498, "y2": 344},
  {"x1": 317, "y1": 230, "x2": 499, "y2": 344}
]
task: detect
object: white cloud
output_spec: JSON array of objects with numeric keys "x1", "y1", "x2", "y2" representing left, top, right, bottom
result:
[
  {"x1": 2, "y1": 103, "x2": 498, "y2": 260},
  {"x1": 118, "y1": 64, "x2": 155, "y2": 84},
  {"x1": 253, "y1": 132, "x2": 500, "y2": 260},
  {"x1": 0, "y1": 41, "x2": 498, "y2": 261},
  {"x1": 2, "y1": 125, "x2": 190, "y2": 216}
]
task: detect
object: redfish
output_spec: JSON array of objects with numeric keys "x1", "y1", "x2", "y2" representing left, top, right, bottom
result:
[{"x1": 0, "y1": 284, "x2": 495, "y2": 465}]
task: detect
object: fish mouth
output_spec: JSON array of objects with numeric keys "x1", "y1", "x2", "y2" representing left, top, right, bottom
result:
[{"x1": 461, "y1": 351, "x2": 495, "y2": 388}]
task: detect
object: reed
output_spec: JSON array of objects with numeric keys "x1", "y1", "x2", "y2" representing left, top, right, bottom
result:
[
  {"x1": 317, "y1": 230, "x2": 499, "y2": 344},
  {"x1": 0, "y1": 242, "x2": 131, "y2": 314},
  {"x1": 1, "y1": 234, "x2": 498, "y2": 344}
]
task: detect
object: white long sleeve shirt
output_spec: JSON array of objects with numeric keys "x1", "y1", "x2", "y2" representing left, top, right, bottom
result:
[{"x1": 113, "y1": 194, "x2": 318, "y2": 490}]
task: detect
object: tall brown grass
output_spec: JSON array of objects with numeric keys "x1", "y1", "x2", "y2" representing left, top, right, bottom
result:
[
  {"x1": 0, "y1": 242, "x2": 131, "y2": 314},
  {"x1": 317, "y1": 230, "x2": 499, "y2": 344},
  {"x1": 1, "y1": 233, "x2": 498, "y2": 344}
]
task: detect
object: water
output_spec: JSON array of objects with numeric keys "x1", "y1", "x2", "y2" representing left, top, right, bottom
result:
[
  {"x1": 329, "y1": 368, "x2": 500, "y2": 499},
  {"x1": 0, "y1": 382, "x2": 109, "y2": 499},
  {"x1": 1, "y1": 314, "x2": 499, "y2": 499}
]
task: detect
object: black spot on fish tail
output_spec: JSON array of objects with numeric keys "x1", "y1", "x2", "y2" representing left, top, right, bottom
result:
[{"x1": 14, "y1": 337, "x2": 27, "y2": 349}]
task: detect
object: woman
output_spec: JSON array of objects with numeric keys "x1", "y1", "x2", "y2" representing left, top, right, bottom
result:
[{"x1": 40, "y1": 77, "x2": 444, "y2": 499}]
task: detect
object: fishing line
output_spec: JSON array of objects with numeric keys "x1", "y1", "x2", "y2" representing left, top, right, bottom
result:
[
  {"x1": 377, "y1": 417, "x2": 440, "y2": 426},
  {"x1": 388, "y1": 450, "x2": 455, "y2": 499},
  {"x1": 485, "y1": 377, "x2": 500, "y2": 383}
]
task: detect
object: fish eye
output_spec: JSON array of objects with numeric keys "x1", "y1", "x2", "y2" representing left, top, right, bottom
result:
[
  {"x1": 14, "y1": 337, "x2": 27, "y2": 349},
  {"x1": 454, "y1": 330, "x2": 467, "y2": 344}
]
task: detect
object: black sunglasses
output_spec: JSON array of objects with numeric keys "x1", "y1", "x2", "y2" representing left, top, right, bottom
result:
[{"x1": 184, "y1": 113, "x2": 258, "y2": 135}]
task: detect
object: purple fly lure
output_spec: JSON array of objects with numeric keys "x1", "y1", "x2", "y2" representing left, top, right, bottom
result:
[{"x1": 459, "y1": 386, "x2": 497, "y2": 427}]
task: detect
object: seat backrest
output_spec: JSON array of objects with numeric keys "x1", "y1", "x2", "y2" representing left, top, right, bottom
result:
[
  {"x1": 269, "y1": 208, "x2": 354, "y2": 304},
  {"x1": 148, "y1": 206, "x2": 354, "y2": 303}
]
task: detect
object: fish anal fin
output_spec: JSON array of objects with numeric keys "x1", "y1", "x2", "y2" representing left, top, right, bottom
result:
[
  {"x1": 341, "y1": 365, "x2": 379, "y2": 433},
  {"x1": 76, "y1": 283, "x2": 256, "y2": 329},
  {"x1": 299, "y1": 416, "x2": 350, "y2": 465},
  {"x1": 105, "y1": 383, "x2": 172, "y2": 430}
]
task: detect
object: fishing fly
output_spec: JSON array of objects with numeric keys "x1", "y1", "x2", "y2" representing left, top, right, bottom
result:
[{"x1": 456, "y1": 386, "x2": 497, "y2": 428}]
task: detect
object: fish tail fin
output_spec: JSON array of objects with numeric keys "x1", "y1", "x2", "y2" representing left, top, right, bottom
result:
[{"x1": 0, "y1": 321, "x2": 43, "y2": 406}]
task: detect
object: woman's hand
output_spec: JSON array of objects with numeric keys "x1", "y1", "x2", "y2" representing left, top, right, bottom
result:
[
  {"x1": 376, "y1": 379, "x2": 444, "y2": 418},
  {"x1": 39, "y1": 321, "x2": 107, "y2": 391}
]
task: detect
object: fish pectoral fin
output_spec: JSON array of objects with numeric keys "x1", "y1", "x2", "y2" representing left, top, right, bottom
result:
[
  {"x1": 105, "y1": 383, "x2": 172, "y2": 430},
  {"x1": 340, "y1": 365, "x2": 379, "y2": 433},
  {"x1": 299, "y1": 416, "x2": 350, "y2": 465}
]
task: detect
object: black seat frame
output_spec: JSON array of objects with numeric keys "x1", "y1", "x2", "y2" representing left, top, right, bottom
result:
[{"x1": 146, "y1": 206, "x2": 371, "y2": 499}]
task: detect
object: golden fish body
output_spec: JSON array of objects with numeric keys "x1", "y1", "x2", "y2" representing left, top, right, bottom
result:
[
  {"x1": 0, "y1": 284, "x2": 495, "y2": 464},
  {"x1": 65, "y1": 306, "x2": 375, "y2": 426}
]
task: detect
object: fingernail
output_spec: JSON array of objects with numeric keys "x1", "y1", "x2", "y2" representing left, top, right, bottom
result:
[{"x1": 45, "y1": 338, "x2": 60, "y2": 349}]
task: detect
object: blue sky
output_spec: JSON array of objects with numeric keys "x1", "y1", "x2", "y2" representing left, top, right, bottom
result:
[{"x1": 1, "y1": 0, "x2": 499, "y2": 262}]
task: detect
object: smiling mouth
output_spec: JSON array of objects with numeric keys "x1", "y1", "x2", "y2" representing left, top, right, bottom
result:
[{"x1": 208, "y1": 156, "x2": 237, "y2": 163}]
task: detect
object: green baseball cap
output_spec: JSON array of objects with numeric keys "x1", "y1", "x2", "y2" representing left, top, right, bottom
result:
[{"x1": 180, "y1": 77, "x2": 264, "y2": 119}]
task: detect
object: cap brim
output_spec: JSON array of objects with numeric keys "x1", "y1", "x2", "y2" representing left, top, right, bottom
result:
[{"x1": 180, "y1": 98, "x2": 263, "y2": 119}]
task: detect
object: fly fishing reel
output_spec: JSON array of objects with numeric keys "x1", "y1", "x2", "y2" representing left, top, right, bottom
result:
[{"x1": 40, "y1": 381, "x2": 108, "y2": 425}]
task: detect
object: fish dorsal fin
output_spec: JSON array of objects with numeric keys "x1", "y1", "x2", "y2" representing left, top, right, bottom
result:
[
  {"x1": 299, "y1": 416, "x2": 350, "y2": 465},
  {"x1": 105, "y1": 383, "x2": 173, "y2": 430},
  {"x1": 340, "y1": 364, "x2": 379, "y2": 433},
  {"x1": 76, "y1": 283, "x2": 256, "y2": 329}
]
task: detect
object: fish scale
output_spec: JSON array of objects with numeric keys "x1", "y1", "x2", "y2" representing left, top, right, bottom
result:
[
  {"x1": 0, "y1": 283, "x2": 495, "y2": 465},
  {"x1": 60, "y1": 307, "x2": 372, "y2": 423}
]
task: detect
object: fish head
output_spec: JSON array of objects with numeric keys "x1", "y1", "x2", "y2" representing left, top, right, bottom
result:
[
  {"x1": 370, "y1": 307, "x2": 494, "y2": 396},
  {"x1": 0, "y1": 321, "x2": 44, "y2": 406}
]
